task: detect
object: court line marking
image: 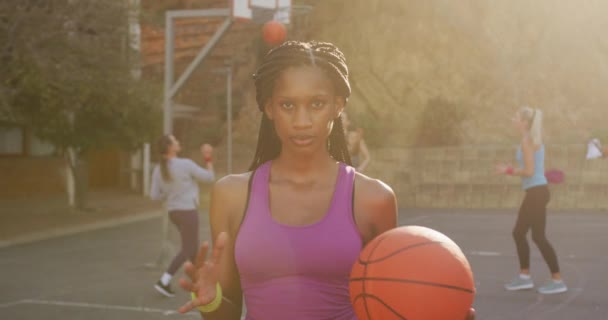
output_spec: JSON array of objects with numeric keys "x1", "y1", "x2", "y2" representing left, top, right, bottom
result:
[
  {"x1": 0, "y1": 300, "x2": 24, "y2": 308},
  {"x1": 0, "y1": 211, "x2": 163, "y2": 249},
  {"x1": 469, "y1": 251, "x2": 502, "y2": 256},
  {"x1": 0, "y1": 299, "x2": 198, "y2": 317}
]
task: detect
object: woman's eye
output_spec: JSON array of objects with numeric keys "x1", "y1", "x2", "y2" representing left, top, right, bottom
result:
[
  {"x1": 280, "y1": 102, "x2": 294, "y2": 109},
  {"x1": 311, "y1": 100, "x2": 326, "y2": 109}
]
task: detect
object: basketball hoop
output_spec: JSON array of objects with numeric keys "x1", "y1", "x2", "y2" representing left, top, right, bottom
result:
[{"x1": 232, "y1": 0, "x2": 313, "y2": 25}]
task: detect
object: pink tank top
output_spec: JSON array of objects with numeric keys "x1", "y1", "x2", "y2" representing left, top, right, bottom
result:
[{"x1": 234, "y1": 161, "x2": 362, "y2": 320}]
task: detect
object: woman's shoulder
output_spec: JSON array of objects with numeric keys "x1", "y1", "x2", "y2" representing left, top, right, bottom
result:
[
  {"x1": 353, "y1": 171, "x2": 396, "y2": 207},
  {"x1": 210, "y1": 172, "x2": 254, "y2": 230},
  {"x1": 351, "y1": 171, "x2": 398, "y2": 241},
  {"x1": 173, "y1": 157, "x2": 196, "y2": 166},
  {"x1": 213, "y1": 171, "x2": 254, "y2": 194}
]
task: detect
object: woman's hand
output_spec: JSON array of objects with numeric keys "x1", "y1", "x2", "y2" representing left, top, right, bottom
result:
[
  {"x1": 466, "y1": 307, "x2": 476, "y2": 320},
  {"x1": 201, "y1": 144, "x2": 213, "y2": 163},
  {"x1": 178, "y1": 232, "x2": 227, "y2": 314},
  {"x1": 495, "y1": 163, "x2": 511, "y2": 175}
]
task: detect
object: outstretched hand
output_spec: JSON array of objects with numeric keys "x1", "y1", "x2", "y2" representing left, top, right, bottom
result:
[{"x1": 178, "y1": 232, "x2": 227, "y2": 314}]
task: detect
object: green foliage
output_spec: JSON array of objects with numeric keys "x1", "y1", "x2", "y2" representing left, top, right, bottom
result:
[{"x1": 1, "y1": 0, "x2": 161, "y2": 155}]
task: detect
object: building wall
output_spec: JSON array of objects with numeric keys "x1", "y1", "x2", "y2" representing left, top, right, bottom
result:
[
  {"x1": 365, "y1": 145, "x2": 608, "y2": 210},
  {"x1": 0, "y1": 157, "x2": 65, "y2": 199},
  {"x1": 0, "y1": 148, "x2": 128, "y2": 200}
]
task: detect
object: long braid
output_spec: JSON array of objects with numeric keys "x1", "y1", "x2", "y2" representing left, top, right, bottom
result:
[
  {"x1": 328, "y1": 116, "x2": 352, "y2": 165},
  {"x1": 249, "y1": 115, "x2": 282, "y2": 170},
  {"x1": 249, "y1": 41, "x2": 352, "y2": 171},
  {"x1": 157, "y1": 134, "x2": 173, "y2": 182}
]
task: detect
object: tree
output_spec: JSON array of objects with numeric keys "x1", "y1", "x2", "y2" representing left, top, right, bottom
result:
[{"x1": 1, "y1": 0, "x2": 161, "y2": 209}]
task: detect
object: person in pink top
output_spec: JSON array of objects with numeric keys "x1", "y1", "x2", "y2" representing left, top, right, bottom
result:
[{"x1": 177, "y1": 41, "x2": 475, "y2": 320}]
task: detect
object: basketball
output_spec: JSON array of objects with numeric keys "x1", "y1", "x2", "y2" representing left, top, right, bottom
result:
[
  {"x1": 262, "y1": 20, "x2": 287, "y2": 46},
  {"x1": 350, "y1": 226, "x2": 475, "y2": 320}
]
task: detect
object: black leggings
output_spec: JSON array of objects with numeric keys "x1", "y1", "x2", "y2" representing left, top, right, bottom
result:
[
  {"x1": 167, "y1": 210, "x2": 199, "y2": 275},
  {"x1": 512, "y1": 185, "x2": 560, "y2": 273}
]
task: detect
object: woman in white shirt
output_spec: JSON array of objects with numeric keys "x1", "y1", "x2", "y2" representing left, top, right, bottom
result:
[{"x1": 150, "y1": 134, "x2": 215, "y2": 297}]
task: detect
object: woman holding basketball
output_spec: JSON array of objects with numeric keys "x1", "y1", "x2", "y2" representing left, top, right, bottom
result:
[
  {"x1": 497, "y1": 107, "x2": 567, "y2": 295},
  {"x1": 176, "y1": 41, "x2": 475, "y2": 320},
  {"x1": 150, "y1": 135, "x2": 215, "y2": 297}
]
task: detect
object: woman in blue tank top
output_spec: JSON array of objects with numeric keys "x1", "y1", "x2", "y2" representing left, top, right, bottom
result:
[
  {"x1": 172, "y1": 41, "x2": 475, "y2": 320},
  {"x1": 496, "y1": 107, "x2": 567, "y2": 295}
]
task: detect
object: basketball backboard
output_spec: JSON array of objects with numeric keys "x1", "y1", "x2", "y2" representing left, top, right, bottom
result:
[{"x1": 232, "y1": 0, "x2": 291, "y2": 24}]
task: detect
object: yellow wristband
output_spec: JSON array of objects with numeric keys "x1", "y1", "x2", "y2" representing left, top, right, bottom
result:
[{"x1": 191, "y1": 282, "x2": 222, "y2": 313}]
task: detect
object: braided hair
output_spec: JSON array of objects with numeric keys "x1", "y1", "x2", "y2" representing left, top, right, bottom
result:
[
  {"x1": 157, "y1": 134, "x2": 174, "y2": 182},
  {"x1": 249, "y1": 41, "x2": 352, "y2": 171}
]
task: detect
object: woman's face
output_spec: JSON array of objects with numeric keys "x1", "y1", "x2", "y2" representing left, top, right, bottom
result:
[
  {"x1": 168, "y1": 135, "x2": 181, "y2": 154},
  {"x1": 264, "y1": 65, "x2": 345, "y2": 155}
]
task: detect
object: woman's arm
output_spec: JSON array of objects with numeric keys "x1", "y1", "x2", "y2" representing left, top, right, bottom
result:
[
  {"x1": 495, "y1": 137, "x2": 535, "y2": 177},
  {"x1": 353, "y1": 174, "x2": 398, "y2": 244},
  {"x1": 190, "y1": 143, "x2": 215, "y2": 183},
  {"x1": 149, "y1": 166, "x2": 165, "y2": 201},
  {"x1": 188, "y1": 159, "x2": 215, "y2": 183},
  {"x1": 179, "y1": 175, "x2": 249, "y2": 319}
]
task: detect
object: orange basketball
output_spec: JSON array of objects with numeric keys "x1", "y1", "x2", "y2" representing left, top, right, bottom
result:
[
  {"x1": 350, "y1": 226, "x2": 475, "y2": 320},
  {"x1": 262, "y1": 20, "x2": 287, "y2": 46}
]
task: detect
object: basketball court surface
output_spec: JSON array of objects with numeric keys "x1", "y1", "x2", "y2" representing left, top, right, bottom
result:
[{"x1": 1, "y1": 209, "x2": 606, "y2": 319}]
